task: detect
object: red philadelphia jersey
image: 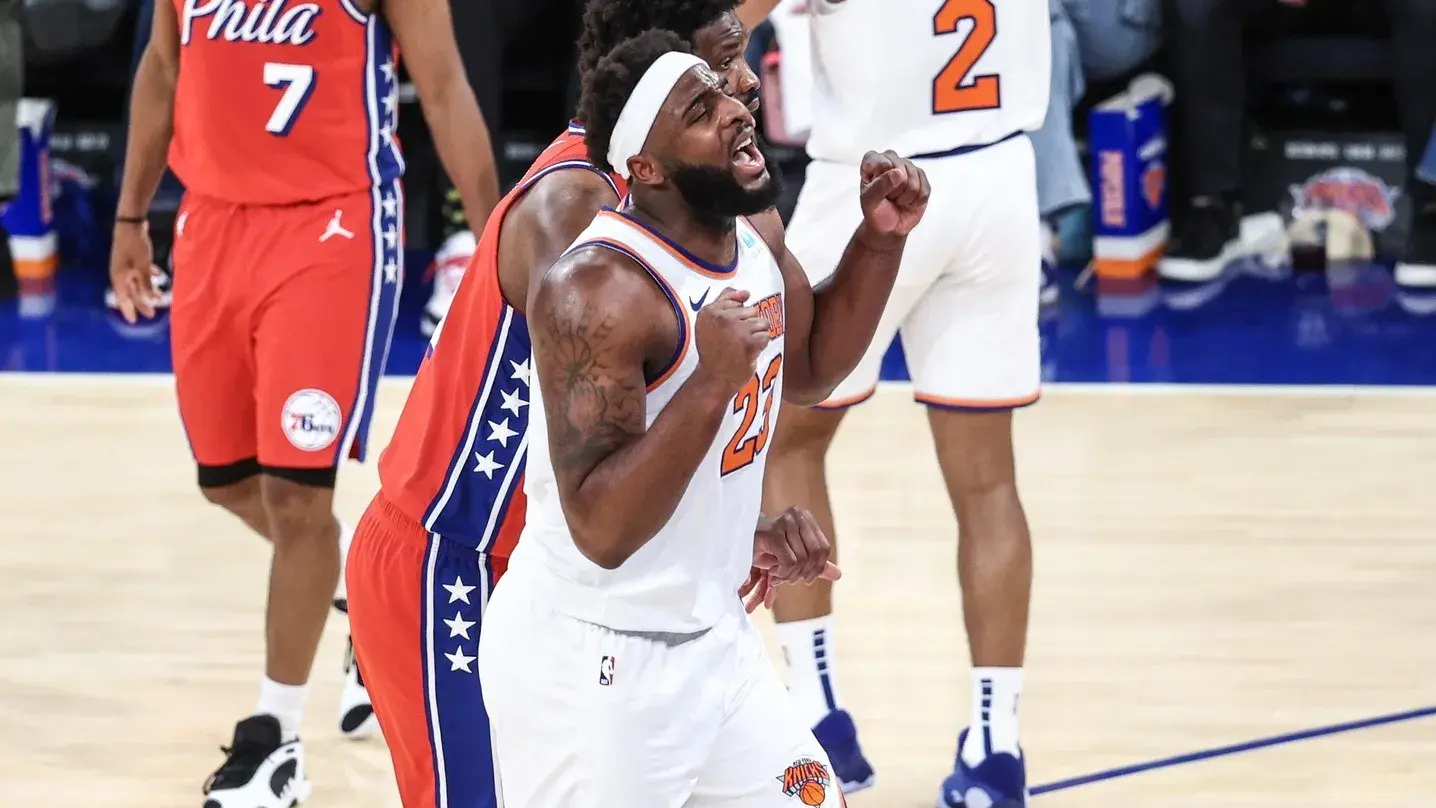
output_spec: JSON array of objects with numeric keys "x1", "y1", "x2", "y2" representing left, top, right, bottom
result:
[
  {"x1": 378, "y1": 123, "x2": 625, "y2": 555},
  {"x1": 170, "y1": 0, "x2": 404, "y2": 205}
]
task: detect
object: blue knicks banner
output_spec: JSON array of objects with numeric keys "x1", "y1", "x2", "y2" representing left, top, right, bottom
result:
[{"x1": 1089, "y1": 77, "x2": 1170, "y2": 279}]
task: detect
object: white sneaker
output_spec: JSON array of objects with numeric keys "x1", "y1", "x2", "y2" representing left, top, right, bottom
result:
[
  {"x1": 202, "y1": 715, "x2": 311, "y2": 808},
  {"x1": 338, "y1": 636, "x2": 379, "y2": 740},
  {"x1": 422, "y1": 229, "x2": 477, "y2": 337}
]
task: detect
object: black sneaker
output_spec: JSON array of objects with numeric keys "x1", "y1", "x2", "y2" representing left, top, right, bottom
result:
[
  {"x1": 202, "y1": 715, "x2": 310, "y2": 808},
  {"x1": 1159, "y1": 196, "x2": 1242, "y2": 282},
  {"x1": 1395, "y1": 188, "x2": 1436, "y2": 287},
  {"x1": 338, "y1": 636, "x2": 379, "y2": 740}
]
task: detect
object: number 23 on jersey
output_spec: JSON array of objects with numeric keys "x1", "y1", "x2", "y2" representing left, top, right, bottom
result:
[
  {"x1": 721, "y1": 354, "x2": 783, "y2": 476},
  {"x1": 931, "y1": 0, "x2": 1000, "y2": 115}
]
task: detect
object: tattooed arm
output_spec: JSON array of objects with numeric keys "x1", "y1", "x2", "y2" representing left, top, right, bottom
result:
[{"x1": 530, "y1": 247, "x2": 735, "y2": 569}]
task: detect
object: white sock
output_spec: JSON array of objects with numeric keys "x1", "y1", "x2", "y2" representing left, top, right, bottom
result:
[
  {"x1": 776, "y1": 615, "x2": 842, "y2": 728},
  {"x1": 961, "y1": 667, "x2": 1023, "y2": 766},
  {"x1": 334, "y1": 519, "x2": 354, "y2": 603},
  {"x1": 256, "y1": 677, "x2": 308, "y2": 742}
]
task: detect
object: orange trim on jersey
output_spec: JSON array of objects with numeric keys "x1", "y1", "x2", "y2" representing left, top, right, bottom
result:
[
  {"x1": 596, "y1": 210, "x2": 738, "y2": 280},
  {"x1": 815, "y1": 387, "x2": 876, "y2": 410},
  {"x1": 574, "y1": 236, "x2": 692, "y2": 392},
  {"x1": 914, "y1": 389, "x2": 1042, "y2": 411}
]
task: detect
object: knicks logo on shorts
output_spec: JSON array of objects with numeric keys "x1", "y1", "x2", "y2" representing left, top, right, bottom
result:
[
  {"x1": 778, "y1": 757, "x2": 830, "y2": 805},
  {"x1": 281, "y1": 388, "x2": 342, "y2": 451}
]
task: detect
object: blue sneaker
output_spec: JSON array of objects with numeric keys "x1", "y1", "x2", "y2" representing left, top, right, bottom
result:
[
  {"x1": 937, "y1": 728, "x2": 1028, "y2": 807},
  {"x1": 811, "y1": 709, "x2": 875, "y2": 794}
]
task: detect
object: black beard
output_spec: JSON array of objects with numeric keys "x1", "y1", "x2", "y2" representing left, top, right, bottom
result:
[{"x1": 664, "y1": 140, "x2": 784, "y2": 230}]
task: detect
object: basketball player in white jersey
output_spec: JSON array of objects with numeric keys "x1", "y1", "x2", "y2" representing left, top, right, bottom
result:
[
  {"x1": 478, "y1": 29, "x2": 928, "y2": 807},
  {"x1": 755, "y1": 2, "x2": 1053, "y2": 806}
]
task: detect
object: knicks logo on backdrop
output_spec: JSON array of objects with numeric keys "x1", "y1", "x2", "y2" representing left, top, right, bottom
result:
[
  {"x1": 779, "y1": 758, "x2": 831, "y2": 805},
  {"x1": 1289, "y1": 167, "x2": 1400, "y2": 231},
  {"x1": 752, "y1": 293, "x2": 785, "y2": 340}
]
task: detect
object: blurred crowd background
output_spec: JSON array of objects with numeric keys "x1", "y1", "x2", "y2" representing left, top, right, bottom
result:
[{"x1": 4, "y1": 0, "x2": 1436, "y2": 339}]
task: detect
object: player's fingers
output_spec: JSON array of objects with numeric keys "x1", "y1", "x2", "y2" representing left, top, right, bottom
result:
[
  {"x1": 817, "y1": 561, "x2": 842, "y2": 581},
  {"x1": 860, "y1": 168, "x2": 906, "y2": 208},
  {"x1": 738, "y1": 567, "x2": 760, "y2": 599},
  {"x1": 795, "y1": 510, "x2": 830, "y2": 582},
  {"x1": 893, "y1": 161, "x2": 926, "y2": 207},
  {"x1": 763, "y1": 577, "x2": 778, "y2": 610},
  {"x1": 716, "y1": 287, "x2": 750, "y2": 305},
  {"x1": 860, "y1": 150, "x2": 895, "y2": 183},
  {"x1": 771, "y1": 526, "x2": 800, "y2": 571},
  {"x1": 116, "y1": 286, "x2": 137, "y2": 324}
]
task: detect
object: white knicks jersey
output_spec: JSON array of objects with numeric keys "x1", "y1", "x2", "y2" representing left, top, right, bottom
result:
[
  {"x1": 805, "y1": 0, "x2": 1052, "y2": 164},
  {"x1": 513, "y1": 208, "x2": 787, "y2": 633}
]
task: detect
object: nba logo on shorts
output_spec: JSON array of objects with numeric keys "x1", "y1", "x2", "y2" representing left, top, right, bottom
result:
[
  {"x1": 281, "y1": 388, "x2": 342, "y2": 451},
  {"x1": 598, "y1": 656, "x2": 615, "y2": 686}
]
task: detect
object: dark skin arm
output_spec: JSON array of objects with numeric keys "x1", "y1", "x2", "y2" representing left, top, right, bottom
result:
[
  {"x1": 497, "y1": 169, "x2": 620, "y2": 313},
  {"x1": 381, "y1": 0, "x2": 501, "y2": 231},
  {"x1": 108, "y1": 0, "x2": 179, "y2": 322},
  {"x1": 531, "y1": 249, "x2": 735, "y2": 569},
  {"x1": 747, "y1": 152, "x2": 931, "y2": 405},
  {"x1": 115, "y1": 0, "x2": 178, "y2": 221}
]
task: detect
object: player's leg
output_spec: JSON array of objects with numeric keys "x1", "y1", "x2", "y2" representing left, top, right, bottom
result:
[
  {"x1": 900, "y1": 138, "x2": 1042, "y2": 808},
  {"x1": 252, "y1": 180, "x2": 405, "y2": 747},
  {"x1": 765, "y1": 158, "x2": 922, "y2": 792},
  {"x1": 687, "y1": 616, "x2": 846, "y2": 808},
  {"x1": 346, "y1": 494, "x2": 500, "y2": 808},
  {"x1": 170, "y1": 194, "x2": 270, "y2": 541}
]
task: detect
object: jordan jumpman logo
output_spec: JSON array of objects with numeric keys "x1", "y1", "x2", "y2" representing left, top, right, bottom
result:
[{"x1": 320, "y1": 209, "x2": 355, "y2": 242}]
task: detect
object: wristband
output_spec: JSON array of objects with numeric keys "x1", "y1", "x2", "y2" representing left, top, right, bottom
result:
[{"x1": 114, "y1": 215, "x2": 147, "y2": 224}]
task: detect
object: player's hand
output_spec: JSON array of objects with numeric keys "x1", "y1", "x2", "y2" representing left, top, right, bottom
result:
[
  {"x1": 692, "y1": 288, "x2": 771, "y2": 396},
  {"x1": 109, "y1": 221, "x2": 162, "y2": 323},
  {"x1": 738, "y1": 565, "x2": 777, "y2": 614},
  {"x1": 753, "y1": 507, "x2": 842, "y2": 587},
  {"x1": 857, "y1": 150, "x2": 930, "y2": 241}
]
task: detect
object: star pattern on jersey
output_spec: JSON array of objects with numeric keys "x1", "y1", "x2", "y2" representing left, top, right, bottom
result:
[
  {"x1": 472, "y1": 450, "x2": 502, "y2": 479},
  {"x1": 444, "y1": 611, "x2": 475, "y2": 640},
  {"x1": 374, "y1": 55, "x2": 401, "y2": 288},
  {"x1": 443, "y1": 575, "x2": 475, "y2": 604},
  {"x1": 445, "y1": 646, "x2": 476, "y2": 673},
  {"x1": 465, "y1": 349, "x2": 530, "y2": 484},
  {"x1": 439, "y1": 575, "x2": 479, "y2": 673}
]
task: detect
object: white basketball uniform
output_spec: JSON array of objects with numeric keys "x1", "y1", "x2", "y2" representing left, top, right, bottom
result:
[
  {"x1": 790, "y1": 0, "x2": 1052, "y2": 408},
  {"x1": 479, "y1": 210, "x2": 844, "y2": 808}
]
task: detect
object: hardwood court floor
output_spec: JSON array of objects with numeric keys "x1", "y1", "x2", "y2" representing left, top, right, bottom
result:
[{"x1": 1, "y1": 376, "x2": 1432, "y2": 808}]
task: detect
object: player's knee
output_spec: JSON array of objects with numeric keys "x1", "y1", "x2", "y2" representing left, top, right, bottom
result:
[
  {"x1": 258, "y1": 468, "x2": 337, "y2": 544},
  {"x1": 770, "y1": 403, "x2": 843, "y2": 461},
  {"x1": 197, "y1": 459, "x2": 263, "y2": 511}
]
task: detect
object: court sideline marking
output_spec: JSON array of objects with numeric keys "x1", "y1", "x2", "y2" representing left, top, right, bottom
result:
[
  {"x1": 5, "y1": 372, "x2": 1436, "y2": 399},
  {"x1": 1031, "y1": 705, "x2": 1436, "y2": 795}
]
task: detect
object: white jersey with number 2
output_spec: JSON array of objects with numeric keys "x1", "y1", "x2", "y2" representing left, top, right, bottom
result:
[{"x1": 805, "y1": 0, "x2": 1052, "y2": 164}]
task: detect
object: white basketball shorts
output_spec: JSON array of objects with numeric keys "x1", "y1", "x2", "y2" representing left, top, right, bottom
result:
[
  {"x1": 478, "y1": 566, "x2": 845, "y2": 808},
  {"x1": 786, "y1": 133, "x2": 1043, "y2": 410}
]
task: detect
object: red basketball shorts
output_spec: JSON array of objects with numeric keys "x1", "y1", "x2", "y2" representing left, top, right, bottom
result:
[
  {"x1": 345, "y1": 491, "x2": 509, "y2": 808},
  {"x1": 169, "y1": 180, "x2": 404, "y2": 470}
]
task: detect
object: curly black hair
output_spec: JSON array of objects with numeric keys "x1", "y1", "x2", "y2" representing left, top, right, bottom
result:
[
  {"x1": 579, "y1": 29, "x2": 695, "y2": 174},
  {"x1": 576, "y1": 0, "x2": 742, "y2": 83}
]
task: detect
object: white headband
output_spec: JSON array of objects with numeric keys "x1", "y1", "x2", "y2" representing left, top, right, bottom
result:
[{"x1": 606, "y1": 51, "x2": 708, "y2": 180}]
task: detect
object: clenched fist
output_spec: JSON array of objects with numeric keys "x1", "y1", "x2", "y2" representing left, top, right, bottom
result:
[
  {"x1": 692, "y1": 288, "x2": 772, "y2": 396},
  {"x1": 858, "y1": 150, "x2": 930, "y2": 239}
]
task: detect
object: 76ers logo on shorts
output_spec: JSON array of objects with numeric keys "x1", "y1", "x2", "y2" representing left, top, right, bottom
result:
[
  {"x1": 779, "y1": 757, "x2": 831, "y2": 805},
  {"x1": 281, "y1": 389, "x2": 342, "y2": 451}
]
